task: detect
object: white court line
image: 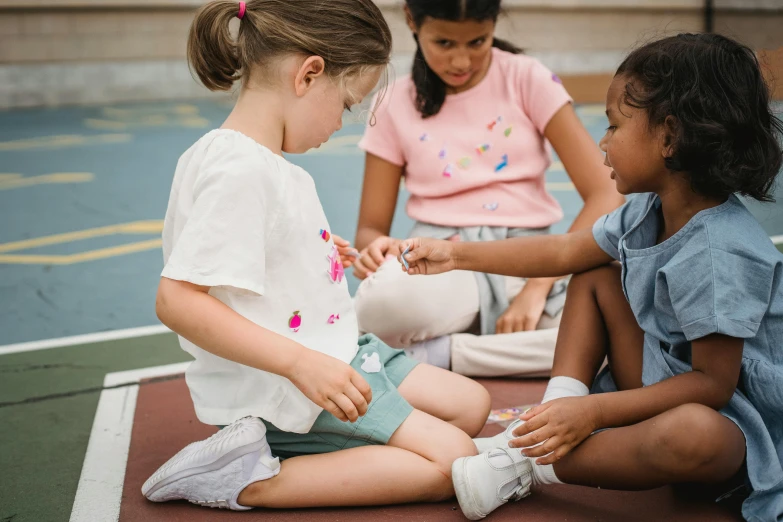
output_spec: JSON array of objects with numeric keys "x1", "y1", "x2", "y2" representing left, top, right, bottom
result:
[
  {"x1": 0, "y1": 324, "x2": 170, "y2": 356},
  {"x1": 69, "y1": 362, "x2": 190, "y2": 522}
]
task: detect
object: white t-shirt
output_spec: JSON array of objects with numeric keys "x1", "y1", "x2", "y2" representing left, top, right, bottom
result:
[{"x1": 161, "y1": 129, "x2": 359, "y2": 433}]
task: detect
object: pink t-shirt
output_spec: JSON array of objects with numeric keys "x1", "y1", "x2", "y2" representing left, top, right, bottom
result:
[{"x1": 359, "y1": 48, "x2": 572, "y2": 228}]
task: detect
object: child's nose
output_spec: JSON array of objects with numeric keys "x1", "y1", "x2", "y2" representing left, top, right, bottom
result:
[
  {"x1": 452, "y1": 52, "x2": 470, "y2": 70},
  {"x1": 598, "y1": 133, "x2": 608, "y2": 152}
]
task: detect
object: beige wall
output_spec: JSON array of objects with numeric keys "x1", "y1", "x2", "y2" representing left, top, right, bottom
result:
[{"x1": 0, "y1": 0, "x2": 781, "y2": 108}]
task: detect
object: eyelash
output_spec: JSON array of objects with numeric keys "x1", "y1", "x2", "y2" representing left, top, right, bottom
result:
[
  {"x1": 606, "y1": 125, "x2": 616, "y2": 131},
  {"x1": 344, "y1": 104, "x2": 352, "y2": 112}
]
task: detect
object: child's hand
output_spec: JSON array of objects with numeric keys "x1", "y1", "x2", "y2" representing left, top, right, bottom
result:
[
  {"x1": 352, "y1": 236, "x2": 402, "y2": 279},
  {"x1": 509, "y1": 396, "x2": 602, "y2": 464},
  {"x1": 287, "y1": 349, "x2": 373, "y2": 423},
  {"x1": 399, "y1": 238, "x2": 457, "y2": 275},
  {"x1": 331, "y1": 234, "x2": 361, "y2": 269},
  {"x1": 496, "y1": 279, "x2": 551, "y2": 333}
]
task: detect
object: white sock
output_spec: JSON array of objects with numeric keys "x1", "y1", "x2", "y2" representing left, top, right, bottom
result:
[
  {"x1": 541, "y1": 376, "x2": 589, "y2": 404},
  {"x1": 530, "y1": 462, "x2": 562, "y2": 485}
]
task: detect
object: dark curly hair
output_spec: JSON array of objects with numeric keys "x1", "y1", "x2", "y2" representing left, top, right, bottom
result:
[
  {"x1": 616, "y1": 33, "x2": 783, "y2": 202},
  {"x1": 406, "y1": 0, "x2": 521, "y2": 118}
]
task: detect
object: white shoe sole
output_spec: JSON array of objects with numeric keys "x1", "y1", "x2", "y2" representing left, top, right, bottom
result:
[
  {"x1": 142, "y1": 419, "x2": 269, "y2": 500},
  {"x1": 452, "y1": 457, "x2": 487, "y2": 521}
]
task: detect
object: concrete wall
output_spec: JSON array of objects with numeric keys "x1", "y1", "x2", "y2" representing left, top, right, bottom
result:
[{"x1": 0, "y1": 0, "x2": 781, "y2": 108}]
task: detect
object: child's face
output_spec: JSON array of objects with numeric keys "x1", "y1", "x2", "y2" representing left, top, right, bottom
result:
[
  {"x1": 599, "y1": 75, "x2": 669, "y2": 195},
  {"x1": 410, "y1": 16, "x2": 495, "y2": 93},
  {"x1": 285, "y1": 64, "x2": 382, "y2": 154}
]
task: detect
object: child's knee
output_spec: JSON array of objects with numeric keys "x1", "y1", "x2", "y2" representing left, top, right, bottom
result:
[
  {"x1": 569, "y1": 263, "x2": 621, "y2": 293},
  {"x1": 354, "y1": 273, "x2": 438, "y2": 345},
  {"x1": 461, "y1": 381, "x2": 491, "y2": 436},
  {"x1": 646, "y1": 404, "x2": 729, "y2": 473}
]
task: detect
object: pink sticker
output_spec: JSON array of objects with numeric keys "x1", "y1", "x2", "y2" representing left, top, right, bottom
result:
[
  {"x1": 442, "y1": 163, "x2": 454, "y2": 178},
  {"x1": 319, "y1": 229, "x2": 330, "y2": 242},
  {"x1": 327, "y1": 314, "x2": 340, "y2": 324},
  {"x1": 326, "y1": 245, "x2": 345, "y2": 284},
  {"x1": 289, "y1": 311, "x2": 302, "y2": 332}
]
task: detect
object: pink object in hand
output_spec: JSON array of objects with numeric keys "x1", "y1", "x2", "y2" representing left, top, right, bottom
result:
[{"x1": 326, "y1": 246, "x2": 345, "y2": 284}]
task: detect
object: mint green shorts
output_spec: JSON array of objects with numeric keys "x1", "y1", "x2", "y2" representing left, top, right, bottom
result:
[{"x1": 263, "y1": 334, "x2": 418, "y2": 459}]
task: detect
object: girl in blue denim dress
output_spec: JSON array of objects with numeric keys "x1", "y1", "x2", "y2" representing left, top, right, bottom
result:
[{"x1": 402, "y1": 33, "x2": 783, "y2": 521}]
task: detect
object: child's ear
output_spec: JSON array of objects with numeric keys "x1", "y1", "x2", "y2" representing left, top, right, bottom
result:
[
  {"x1": 294, "y1": 56, "x2": 326, "y2": 97},
  {"x1": 661, "y1": 115, "x2": 678, "y2": 159}
]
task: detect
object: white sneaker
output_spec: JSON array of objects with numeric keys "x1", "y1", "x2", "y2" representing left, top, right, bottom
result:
[
  {"x1": 142, "y1": 417, "x2": 280, "y2": 510},
  {"x1": 473, "y1": 419, "x2": 524, "y2": 453},
  {"x1": 452, "y1": 448, "x2": 533, "y2": 520}
]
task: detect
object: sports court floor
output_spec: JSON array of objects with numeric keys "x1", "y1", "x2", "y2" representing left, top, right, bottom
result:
[{"x1": 1, "y1": 100, "x2": 781, "y2": 521}]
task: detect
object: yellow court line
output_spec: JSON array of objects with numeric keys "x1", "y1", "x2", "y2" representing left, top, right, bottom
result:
[
  {"x1": 577, "y1": 105, "x2": 607, "y2": 116},
  {"x1": 546, "y1": 182, "x2": 575, "y2": 191},
  {"x1": 0, "y1": 220, "x2": 164, "y2": 254},
  {"x1": 0, "y1": 238, "x2": 163, "y2": 265},
  {"x1": 0, "y1": 173, "x2": 94, "y2": 191},
  {"x1": 83, "y1": 119, "x2": 128, "y2": 130},
  {"x1": 0, "y1": 134, "x2": 132, "y2": 151},
  {"x1": 0, "y1": 173, "x2": 23, "y2": 181}
]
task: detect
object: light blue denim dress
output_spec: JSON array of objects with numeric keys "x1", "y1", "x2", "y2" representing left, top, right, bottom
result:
[{"x1": 592, "y1": 193, "x2": 783, "y2": 522}]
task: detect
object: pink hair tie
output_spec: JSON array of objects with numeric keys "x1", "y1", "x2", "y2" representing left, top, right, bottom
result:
[{"x1": 237, "y1": 1, "x2": 246, "y2": 19}]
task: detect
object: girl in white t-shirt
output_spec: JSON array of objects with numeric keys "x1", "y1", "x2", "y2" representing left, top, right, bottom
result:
[{"x1": 142, "y1": 0, "x2": 489, "y2": 512}]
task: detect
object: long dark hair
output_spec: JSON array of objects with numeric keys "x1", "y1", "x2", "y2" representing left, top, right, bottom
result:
[
  {"x1": 617, "y1": 33, "x2": 783, "y2": 202},
  {"x1": 406, "y1": 0, "x2": 521, "y2": 118}
]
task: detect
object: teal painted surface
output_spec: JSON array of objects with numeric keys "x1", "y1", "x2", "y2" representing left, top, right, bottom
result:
[{"x1": 1, "y1": 101, "x2": 781, "y2": 345}]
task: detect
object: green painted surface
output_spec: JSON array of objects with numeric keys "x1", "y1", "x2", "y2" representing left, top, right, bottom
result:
[{"x1": 0, "y1": 333, "x2": 190, "y2": 522}]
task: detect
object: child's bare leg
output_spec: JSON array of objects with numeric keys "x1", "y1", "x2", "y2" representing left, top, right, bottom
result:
[
  {"x1": 237, "y1": 409, "x2": 476, "y2": 507},
  {"x1": 553, "y1": 263, "x2": 644, "y2": 390},
  {"x1": 554, "y1": 403, "x2": 746, "y2": 489},
  {"x1": 397, "y1": 364, "x2": 491, "y2": 436}
]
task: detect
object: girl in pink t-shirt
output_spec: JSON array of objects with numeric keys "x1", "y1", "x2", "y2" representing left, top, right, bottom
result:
[{"x1": 352, "y1": 0, "x2": 623, "y2": 377}]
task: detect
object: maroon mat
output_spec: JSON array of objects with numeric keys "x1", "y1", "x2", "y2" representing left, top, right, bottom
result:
[{"x1": 120, "y1": 376, "x2": 742, "y2": 522}]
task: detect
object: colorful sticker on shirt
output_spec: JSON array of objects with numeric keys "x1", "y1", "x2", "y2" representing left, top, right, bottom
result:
[
  {"x1": 476, "y1": 143, "x2": 491, "y2": 155},
  {"x1": 487, "y1": 116, "x2": 502, "y2": 131},
  {"x1": 419, "y1": 133, "x2": 430, "y2": 142},
  {"x1": 289, "y1": 311, "x2": 302, "y2": 333},
  {"x1": 326, "y1": 245, "x2": 345, "y2": 284},
  {"x1": 552, "y1": 73, "x2": 563, "y2": 85},
  {"x1": 442, "y1": 163, "x2": 454, "y2": 178},
  {"x1": 457, "y1": 157, "x2": 472, "y2": 169},
  {"x1": 319, "y1": 229, "x2": 331, "y2": 242},
  {"x1": 504, "y1": 126, "x2": 512, "y2": 137},
  {"x1": 495, "y1": 154, "x2": 509, "y2": 172},
  {"x1": 438, "y1": 145, "x2": 447, "y2": 160},
  {"x1": 327, "y1": 314, "x2": 340, "y2": 324},
  {"x1": 483, "y1": 202, "x2": 499, "y2": 211}
]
